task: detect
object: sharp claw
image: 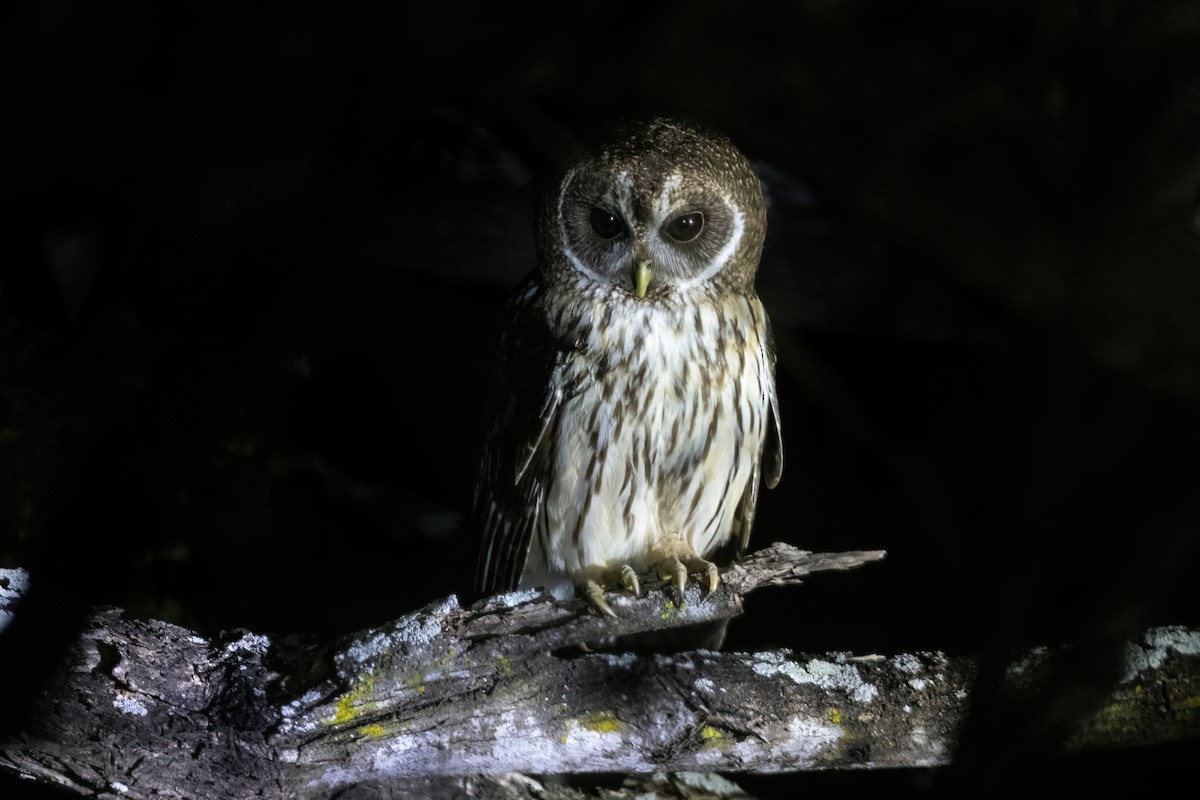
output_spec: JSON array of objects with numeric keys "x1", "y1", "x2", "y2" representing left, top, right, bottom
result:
[
  {"x1": 672, "y1": 560, "x2": 687, "y2": 596},
  {"x1": 706, "y1": 562, "x2": 720, "y2": 595},
  {"x1": 655, "y1": 556, "x2": 687, "y2": 603},
  {"x1": 659, "y1": 556, "x2": 685, "y2": 604},
  {"x1": 585, "y1": 579, "x2": 617, "y2": 618},
  {"x1": 620, "y1": 565, "x2": 640, "y2": 597}
]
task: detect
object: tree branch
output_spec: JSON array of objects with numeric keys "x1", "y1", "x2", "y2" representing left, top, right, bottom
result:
[{"x1": 1, "y1": 546, "x2": 1198, "y2": 799}]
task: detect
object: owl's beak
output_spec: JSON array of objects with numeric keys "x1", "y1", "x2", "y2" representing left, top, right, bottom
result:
[{"x1": 633, "y1": 260, "x2": 652, "y2": 299}]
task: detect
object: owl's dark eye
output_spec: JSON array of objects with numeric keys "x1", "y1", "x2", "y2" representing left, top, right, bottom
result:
[
  {"x1": 664, "y1": 211, "x2": 704, "y2": 242},
  {"x1": 589, "y1": 207, "x2": 625, "y2": 239}
]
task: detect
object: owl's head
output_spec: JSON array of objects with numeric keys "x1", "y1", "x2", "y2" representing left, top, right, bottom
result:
[{"x1": 536, "y1": 117, "x2": 767, "y2": 299}]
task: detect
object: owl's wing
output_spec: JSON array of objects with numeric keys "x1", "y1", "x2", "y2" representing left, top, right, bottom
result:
[
  {"x1": 473, "y1": 274, "x2": 567, "y2": 596},
  {"x1": 733, "y1": 319, "x2": 784, "y2": 557}
]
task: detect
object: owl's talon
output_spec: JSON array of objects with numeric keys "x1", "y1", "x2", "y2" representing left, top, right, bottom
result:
[
  {"x1": 650, "y1": 551, "x2": 724, "y2": 601},
  {"x1": 657, "y1": 555, "x2": 688, "y2": 602},
  {"x1": 675, "y1": 554, "x2": 721, "y2": 595},
  {"x1": 620, "y1": 564, "x2": 640, "y2": 597},
  {"x1": 584, "y1": 579, "x2": 618, "y2": 618}
]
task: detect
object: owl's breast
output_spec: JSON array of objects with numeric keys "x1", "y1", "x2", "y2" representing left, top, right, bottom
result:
[{"x1": 535, "y1": 289, "x2": 773, "y2": 574}]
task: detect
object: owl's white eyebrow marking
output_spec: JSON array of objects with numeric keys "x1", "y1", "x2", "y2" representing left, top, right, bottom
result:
[
  {"x1": 611, "y1": 171, "x2": 635, "y2": 218},
  {"x1": 654, "y1": 174, "x2": 684, "y2": 220}
]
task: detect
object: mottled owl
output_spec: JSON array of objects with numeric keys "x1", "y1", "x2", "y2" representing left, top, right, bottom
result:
[{"x1": 473, "y1": 117, "x2": 782, "y2": 616}]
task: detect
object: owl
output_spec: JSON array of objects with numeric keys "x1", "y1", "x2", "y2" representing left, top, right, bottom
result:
[{"x1": 473, "y1": 117, "x2": 782, "y2": 616}]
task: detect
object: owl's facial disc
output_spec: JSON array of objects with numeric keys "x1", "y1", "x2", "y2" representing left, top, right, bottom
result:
[{"x1": 556, "y1": 166, "x2": 745, "y2": 297}]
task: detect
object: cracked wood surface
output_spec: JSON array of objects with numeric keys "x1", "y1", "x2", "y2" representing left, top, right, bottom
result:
[{"x1": 1, "y1": 545, "x2": 1198, "y2": 799}]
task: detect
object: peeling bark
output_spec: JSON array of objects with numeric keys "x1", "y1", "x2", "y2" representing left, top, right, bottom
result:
[{"x1": 1, "y1": 546, "x2": 1198, "y2": 799}]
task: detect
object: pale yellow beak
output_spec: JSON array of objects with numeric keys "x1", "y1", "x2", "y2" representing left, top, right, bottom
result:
[{"x1": 634, "y1": 260, "x2": 652, "y2": 299}]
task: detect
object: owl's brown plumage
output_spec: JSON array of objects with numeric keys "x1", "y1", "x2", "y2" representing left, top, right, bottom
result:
[{"x1": 474, "y1": 118, "x2": 782, "y2": 614}]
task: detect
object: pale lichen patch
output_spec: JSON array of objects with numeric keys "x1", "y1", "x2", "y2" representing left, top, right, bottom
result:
[
  {"x1": 277, "y1": 689, "x2": 328, "y2": 735},
  {"x1": 0, "y1": 567, "x2": 30, "y2": 603},
  {"x1": 349, "y1": 709, "x2": 565, "y2": 778},
  {"x1": 769, "y1": 716, "x2": 841, "y2": 767},
  {"x1": 113, "y1": 691, "x2": 149, "y2": 717},
  {"x1": 1122, "y1": 626, "x2": 1200, "y2": 682},
  {"x1": 345, "y1": 596, "x2": 460, "y2": 666},
  {"x1": 344, "y1": 630, "x2": 394, "y2": 666},
  {"x1": 456, "y1": 709, "x2": 556, "y2": 773},
  {"x1": 730, "y1": 736, "x2": 765, "y2": 763},
  {"x1": 891, "y1": 653, "x2": 922, "y2": 674},
  {"x1": 0, "y1": 567, "x2": 30, "y2": 634},
  {"x1": 889, "y1": 654, "x2": 938, "y2": 690},
  {"x1": 282, "y1": 689, "x2": 325, "y2": 718},
  {"x1": 314, "y1": 765, "x2": 357, "y2": 788},
  {"x1": 599, "y1": 652, "x2": 638, "y2": 669},
  {"x1": 222, "y1": 632, "x2": 269, "y2": 658},
  {"x1": 484, "y1": 587, "x2": 541, "y2": 609},
  {"x1": 751, "y1": 651, "x2": 879, "y2": 703},
  {"x1": 560, "y1": 715, "x2": 652, "y2": 771}
]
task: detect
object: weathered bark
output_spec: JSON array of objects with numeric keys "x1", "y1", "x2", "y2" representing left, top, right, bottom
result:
[{"x1": 1, "y1": 545, "x2": 1198, "y2": 799}]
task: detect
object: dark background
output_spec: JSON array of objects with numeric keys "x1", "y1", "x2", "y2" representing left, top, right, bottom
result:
[{"x1": 2, "y1": 1, "x2": 1198, "y2": 797}]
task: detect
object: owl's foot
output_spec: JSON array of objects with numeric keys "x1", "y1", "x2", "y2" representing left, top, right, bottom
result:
[
  {"x1": 578, "y1": 564, "x2": 641, "y2": 618},
  {"x1": 576, "y1": 549, "x2": 719, "y2": 616},
  {"x1": 656, "y1": 552, "x2": 720, "y2": 603}
]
